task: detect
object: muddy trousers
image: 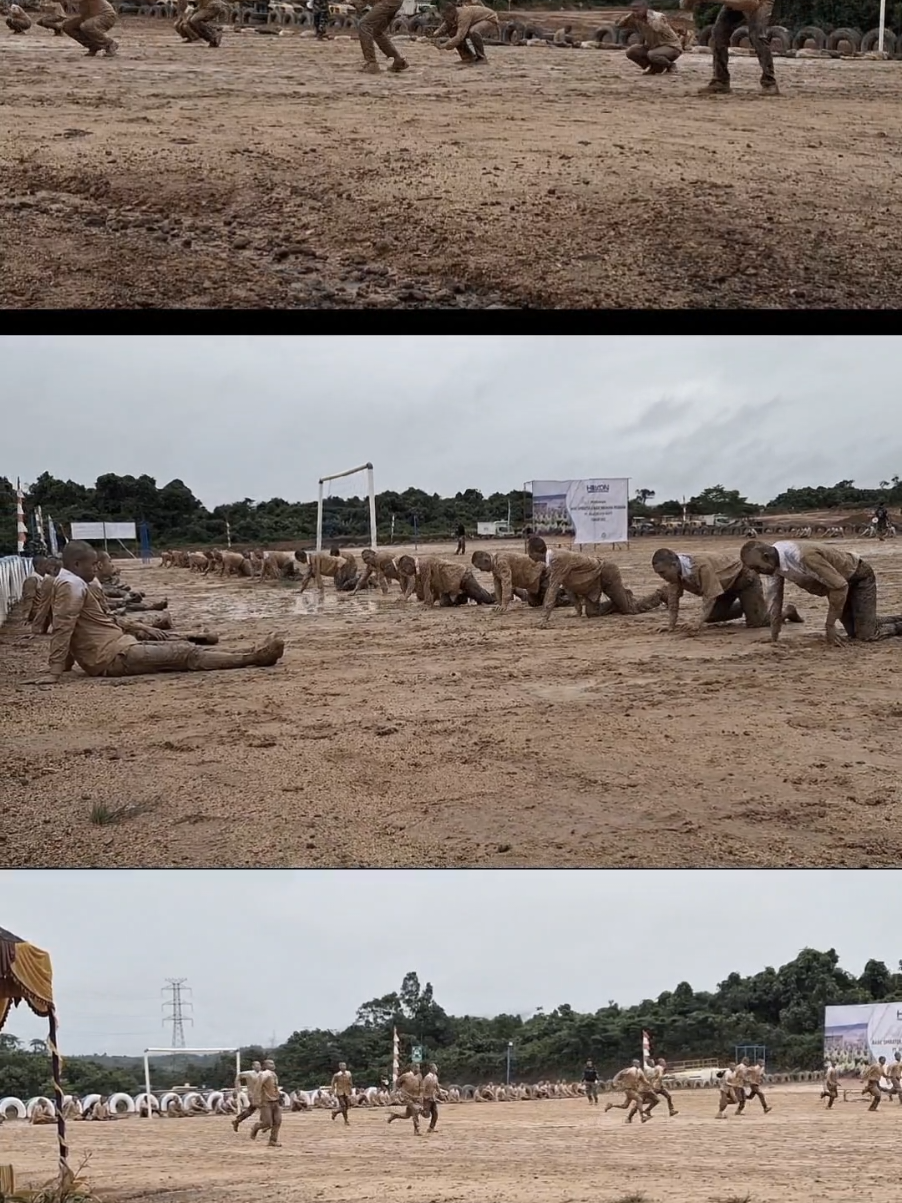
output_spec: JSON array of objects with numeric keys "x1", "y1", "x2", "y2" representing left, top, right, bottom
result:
[
  {"x1": 712, "y1": 2, "x2": 775, "y2": 88},
  {"x1": 98, "y1": 642, "x2": 271, "y2": 677},
  {"x1": 744, "y1": 1084, "x2": 768, "y2": 1111},
  {"x1": 387, "y1": 1102, "x2": 420, "y2": 1131},
  {"x1": 332, "y1": 1095, "x2": 350, "y2": 1123},
  {"x1": 251, "y1": 1101, "x2": 282, "y2": 1143},
  {"x1": 864, "y1": 1082, "x2": 882, "y2": 1110},
  {"x1": 585, "y1": 571, "x2": 668, "y2": 617},
  {"x1": 358, "y1": 0, "x2": 403, "y2": 64},
  {"x1": 840, "y1": 561, "x2": 902, "y2": 640},
  {"x1": 189, "y1": 7, "x2": 223, "y2": 45},
  {"x1": 654, "y1": 1085, "x2": 677, "y2": 1114},
  {"x1": 625, "y1": 43, "x2": 680, "y2": 73},
  {"x1": 605, "y1": 1089, "x2": 639, "y2": 1111},
  {"x1": 63, "y1": 10, "x2": 117, "y2": 53},
  {"x1": 628, "y1": 1090, "x2": 659, "y2": 1121},
  {"x1": 421, "y1": 1098, "x2": 438, "y2": 1131},
  {"x1": 822, "y1": 1085, "x2": 838, "y2": 1109},
  {"x1": 313, "y1": 5, "x2": 328, "y2": 36},
  {"x1": 584, "y1": 1082, "x2": 598, "y2": 1104},
  {"x1": 233, "y1": 1105, "x2": 257, "y2": 1127},
  {"x1": 37, "y1": 14, "x2": 66, "y2": 33},
  {"x1": 458, "y1": 571, "x2": 494, "y2": 605}
]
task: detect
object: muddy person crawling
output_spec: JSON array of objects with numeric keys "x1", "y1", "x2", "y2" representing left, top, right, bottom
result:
[{"x1": 27, "y1": 540, "x2": 284, "y2": 685}]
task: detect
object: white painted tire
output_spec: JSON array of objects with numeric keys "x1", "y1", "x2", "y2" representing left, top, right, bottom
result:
[
  {"x1": 1, "y1": 1097, "x2": 27, "y2": 1120},
  {"x1": 26, "y1": 1096, "x2": 56, "y2": 1119},
  {"x1": 134, "y1": 1093, "x2": 159, "y2": 1113},
  {"x1": 159, "y1": 1092, "x2": 181, "y2": 1112},
  {"x1": 182, "y1": 1092, "x2": 208, "y2": 1113},
  {"x1": 206, "y1": 1091, "x2": 225, "y2": 1112},
  {"x1": 62, "y1": 1094, "x2": 82, "y2": 1115},
  {"x1": 81, "y1": 1093, "x2": 101, "y2": 1112},
  {"x1": 108, "y1": 1092, "x2": 136, "y2": 1115}
]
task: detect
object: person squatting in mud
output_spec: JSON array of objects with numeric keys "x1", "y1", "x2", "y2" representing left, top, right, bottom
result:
[
  {"x1": 619, "y1": 0, "x2": 682, "y2": 74},
  {"x1": 740, "y1": 539, "x2": 902, "y2": 647},
  {"x1": 681, "y1": 0, "x2": 778, "y2": 94},
  {"x1": 430, "y1": 2, "x2": 499, "y2": 64},
  {"x1": 28, "y1": 540, "x2": 284, "y2": 685},
  {"x1": 526, "y1": 536, "x2": 667, "y2": 628},
  {"x1": 62, "y1": 0, "x2": 118, "y2": 56},
  {"x1": 353, "y1": 0, "x2": 409, "y2": 74},
  {"x1": 651, "y1": 547, "x2": 802, "y2": 634}
]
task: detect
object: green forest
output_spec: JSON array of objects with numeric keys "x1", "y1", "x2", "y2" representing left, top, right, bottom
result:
[
  {"x1": 2, "y1": 472, "x2": 900, "y2": 555},
  {"x1": 1, "y1": 949, "x2": 899, "y2": 1099}
]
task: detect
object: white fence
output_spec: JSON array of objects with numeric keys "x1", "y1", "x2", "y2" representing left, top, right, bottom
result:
[{"x1": 0, "y1": 555, "x2": 29, "y2": 627}]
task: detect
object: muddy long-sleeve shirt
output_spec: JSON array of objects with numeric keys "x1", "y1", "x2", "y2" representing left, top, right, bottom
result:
[
  {"x1": 484, "y1": 551, "x2": 545, "y2": 610},
  {"x1": 48, "y1": 569, "x2": 136, "y2": 677},
  {"x1": 441, "y1": 4, "x2": 498, "y2": 46},
  {"x1": 419, "y1": 557, "x2": 472, "y2": 605},
  {"x1": 618, "y1": 8, "x2": 682, "y2": 50}
]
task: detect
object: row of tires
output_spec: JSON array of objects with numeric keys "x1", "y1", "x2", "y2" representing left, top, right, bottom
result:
[
  {"x1": 113, "y1": 5, "x2": 902, "y2": 54},
  {"x1": 694, "y1": 23, "x2": 899, "y2": 55}
]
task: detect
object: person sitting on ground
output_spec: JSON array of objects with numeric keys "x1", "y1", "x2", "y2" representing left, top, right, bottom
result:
[{"x1": 28, "y1": 540, "x2": 284, "y2": 684}]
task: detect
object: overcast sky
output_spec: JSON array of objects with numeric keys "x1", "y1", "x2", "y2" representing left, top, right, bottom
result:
[
  {"x1": 3, "y1": 335, "x2": 901, "y2": 509},
  {"x1": 1, "y1": 870, "x2": 896, "y2": 1057}
]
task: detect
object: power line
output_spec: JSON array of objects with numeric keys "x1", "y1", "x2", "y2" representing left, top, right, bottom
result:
[{"x1": 161, "y1": 979, "x2": 193, "y2": 1049}]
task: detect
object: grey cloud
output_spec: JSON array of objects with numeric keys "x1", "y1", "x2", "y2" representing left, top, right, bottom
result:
[
  {"x1": 2, "y1": 335, "x2": 901, "y2": 507},
  {"x1": 1, "y1": 870, "x2": 896, "y2": 1056}
]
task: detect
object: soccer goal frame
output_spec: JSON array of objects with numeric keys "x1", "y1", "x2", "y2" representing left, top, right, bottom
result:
[
  {"x1": 142, "y1": 1047, "x2": 241, "y2": 1117},
  {"x1": 316, "y1": 462, "x2": 377, "y2": 553}
]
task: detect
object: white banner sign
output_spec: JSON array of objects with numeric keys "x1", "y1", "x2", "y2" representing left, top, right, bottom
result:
[
  {"x1": 70, "y1": 521, "x2": 137, "y2": 541},
  {"x1": 824, "y1": 1002, "x2": 902, "y2": 1067},
  {"x1": 531, "y1": 478, "x2": 629, "y2": 545}
]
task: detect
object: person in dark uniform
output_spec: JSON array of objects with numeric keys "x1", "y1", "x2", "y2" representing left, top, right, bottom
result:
[
  {"x1": 455, "y1": 523, "x2": 467, "y2": 555},
  {"x1": 583, "y1": 1059, "x2": 599, "y2": 1105}
]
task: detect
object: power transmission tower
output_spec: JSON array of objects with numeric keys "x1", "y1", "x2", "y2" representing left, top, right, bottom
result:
[{"x1": 162, "y1": 978, "x2": 194, "y2": 1049}]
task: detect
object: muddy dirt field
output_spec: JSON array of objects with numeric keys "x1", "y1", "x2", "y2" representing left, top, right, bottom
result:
[
  {"x1": 4, "y1": 1087, "x2": 898, "y2": 1203},
  {"x1": 2, "y1": 537, "x2": 902, "y2": 868},
  {"x1": 3, "y1": 20, "x2": 902, "y2": 308}
]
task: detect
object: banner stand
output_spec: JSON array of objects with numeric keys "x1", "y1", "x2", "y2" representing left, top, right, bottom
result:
[{"x1": 528, "y1": 478, "x2": 630, "y2": 550}]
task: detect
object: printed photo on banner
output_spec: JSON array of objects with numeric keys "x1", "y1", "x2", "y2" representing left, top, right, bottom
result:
[{"x1": 529, "y1": 479, "x2": 629, "y2": 545}]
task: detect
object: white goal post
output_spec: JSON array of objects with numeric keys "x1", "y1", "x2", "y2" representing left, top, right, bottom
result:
[
  {"x1": 316, "y1": 462, "x2": 377, "y2": 553},
  {"x1": 142, "y1": 1047, "x2": 241, "y2": 1116}
]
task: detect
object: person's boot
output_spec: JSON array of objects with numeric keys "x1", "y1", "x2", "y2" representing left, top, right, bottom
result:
[
  {"x1": 760, "y1": 80, "x2": 779, "y2": 95},
  {"x1": 389, "y1": 56, "x2": 409, "y2": 71},
  {"x1": 783, "y1": 604, "x2": 803, "y2": 623},
  {"x1": 361, "y1": 60, "x2": 380, "y2": 73},
  {"x1": 699, "y1": 79, "x2": 730, "y2": 94},
  {"x1": 231, "y1": 1118, "x2": 240, "y2": 1131},
  {"x1": 185, "y1": 632, "x2": 219, "y2": 646},
  {"x1": 105, "y1": 39, "x2": 118, "y2": 55}
]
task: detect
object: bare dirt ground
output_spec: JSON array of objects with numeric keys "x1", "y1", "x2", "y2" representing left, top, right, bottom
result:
[
  {"x1": 4, "y1": 1087, "x2": 898, "y2": 1203},
  {"x1": 2, "y1": 536, "x2": 902, "y2": 868},
  {"x1": 3, "y1": 19, "x2": 902, "y2": 308}
]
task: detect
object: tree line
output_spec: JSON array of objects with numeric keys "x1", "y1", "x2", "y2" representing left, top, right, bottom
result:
[
  {"x1": 2, "y1": 472, "x2": 899, "y2": 555},
  {"x1": 1, "y1": 948, "x2": 898, "y2": 1099}
]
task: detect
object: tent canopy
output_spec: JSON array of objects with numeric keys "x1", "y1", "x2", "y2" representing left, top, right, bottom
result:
[{"x1": 0, "y1": 924, "x2": 55, "y2": 1033}]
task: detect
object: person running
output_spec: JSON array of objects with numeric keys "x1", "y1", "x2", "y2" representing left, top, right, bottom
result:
[
  {"x1": 387, "y1": 1065, "x2": 423, "y2": 1134},
  {"x1": 250, "y1": 1059, "x2": 283, "y2": 1146},
  {"x1": 821, "y1": 1061, "x2": 839, "y2": 1110},
  {"x1": 233, "y1": 1060, "x2": 263, "y2": 1130}
]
